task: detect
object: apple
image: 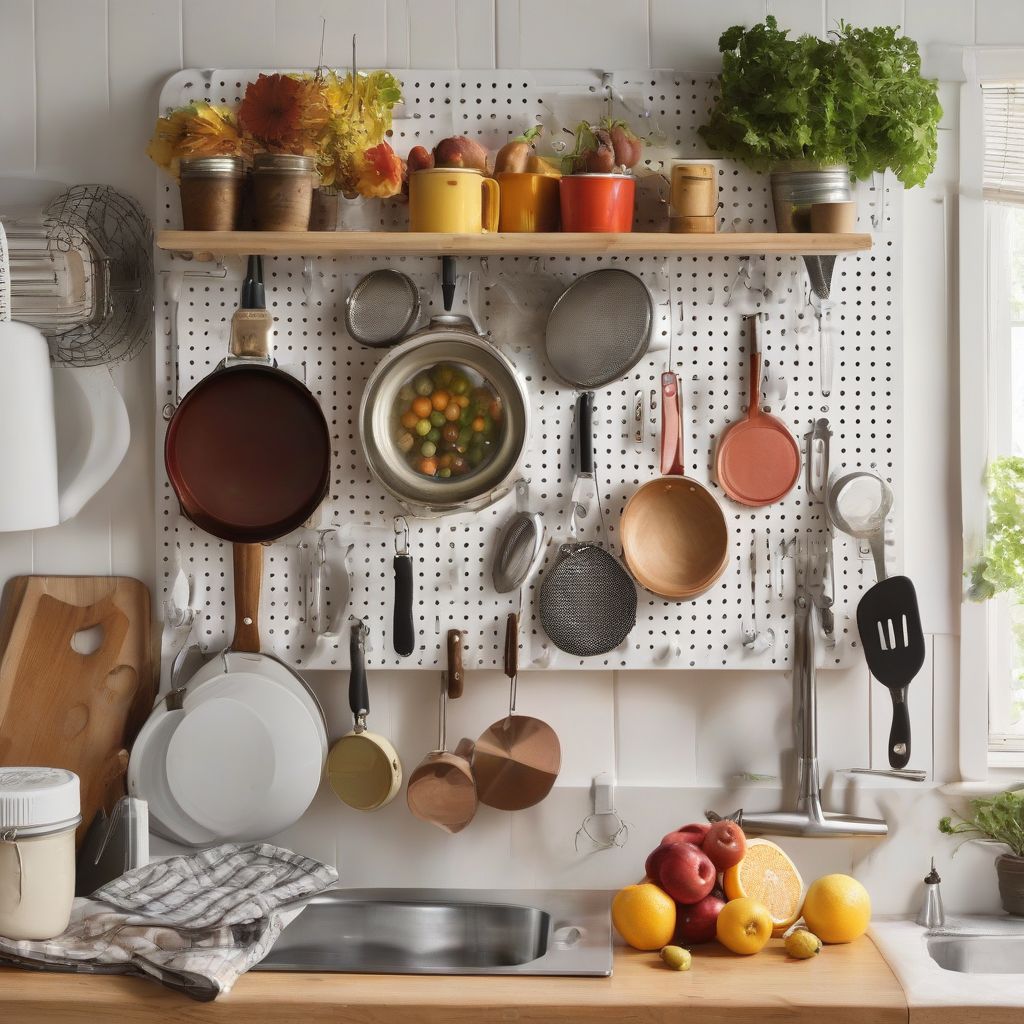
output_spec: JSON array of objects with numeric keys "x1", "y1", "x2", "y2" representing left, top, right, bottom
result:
[
  {"x1": 654, "y1": 841, "x2": 716, "y2": 905},
  {"x1": 702, "y1": 820, "x2": 746, "y2": 871},
  {"x1": 659, "y1": 822, "x2": 711, "y2": 849},
  {"x1": 674, "y1": 890, "x2": 727, "y2": 945},
  {"x1": 644, "y1": 842, "x2": 678, "y2": 887}
]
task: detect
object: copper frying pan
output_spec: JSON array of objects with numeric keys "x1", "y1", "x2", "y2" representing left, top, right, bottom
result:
[
  {"x1": 406, "y1": 630, "x2": 478, "y2": 834},
  {"x1": 620, "y1": 371, "x2": 729, "y2": 600},
  {"x1": 472, "y1": 613, "x2": 561, "y2": 811},
  {"x1": 716, "y1": 313, "x2": 800, "y2": 507}
]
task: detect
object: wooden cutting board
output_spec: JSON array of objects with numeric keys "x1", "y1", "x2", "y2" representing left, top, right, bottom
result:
[{"x1": 0, "y1": 576, "x2": 153, "y2": 845}]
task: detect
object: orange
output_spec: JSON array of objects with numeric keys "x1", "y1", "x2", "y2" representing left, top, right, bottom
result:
[
  {"x1": 722, "y1": 838, "x2": 804, "y2": 937},
  {"x1": 715, "y1": 897, "x2": 773, "y2": 955},
  {"x1": 611, "y1": 883, "x2": 676, "y2": 951},
  {"x1": 801, "y1": 874, "x2": 871, "y2": 944}
]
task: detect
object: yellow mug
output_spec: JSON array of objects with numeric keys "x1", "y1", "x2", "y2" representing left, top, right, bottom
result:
[
  {"x1": 409, "y1": 168, "x2": 499, "y2": 233},
  {"x1": 496, "y1": 172, "x2": 560, "y2": 232}
]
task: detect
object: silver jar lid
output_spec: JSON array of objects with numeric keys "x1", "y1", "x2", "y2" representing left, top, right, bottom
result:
[
  {"x1": 254, "y1": 153, "x2": 315, "y2": 175},
  {"x1": 180, "y1": 156, "x2": 245, "y2": 179}
]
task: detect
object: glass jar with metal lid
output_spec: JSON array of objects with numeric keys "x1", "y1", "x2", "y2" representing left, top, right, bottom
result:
[
  {"x1": 179, "y1": 155, "x2": 245, "y2": 231},
  {"x1": 252, "y1": 153, "x2": 315, "y2": 231},
  {"x1": 0, "y1": 767, "x2": 81, "y2": 940}
]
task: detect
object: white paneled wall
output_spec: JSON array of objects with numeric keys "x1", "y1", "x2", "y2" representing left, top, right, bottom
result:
[{"x1": 0, "y1": 0, "x2": 1011, "y2": 913}]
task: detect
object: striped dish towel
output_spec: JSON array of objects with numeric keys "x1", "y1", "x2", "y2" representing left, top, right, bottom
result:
[{"x1": 0, "y1": 843, "x2": 337, "y2": 1000}]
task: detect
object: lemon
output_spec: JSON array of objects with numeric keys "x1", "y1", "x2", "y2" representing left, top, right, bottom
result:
[
  {"x1": 715, "y1": 897, "x2": 773, "y2": 955},
  {"x1": 723, "y1": 838, "x2": 804, "y2": 936},
  {"x1": 660, "y1": 945, "x2": 693, "y2": 971},
  {"x1": 611, "y1": 883, "x2": 676, "y2": 951},
  {"x1": 785, "y1": 928, "x2": 822, "y2": 959},
  {"x1": 801, "y1": 874, "x2": 871, "y2": 944}
]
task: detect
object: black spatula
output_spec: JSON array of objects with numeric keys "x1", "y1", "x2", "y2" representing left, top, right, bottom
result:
[{"x1": 855, "y1": 575, "x2": 926, "y2": 770}]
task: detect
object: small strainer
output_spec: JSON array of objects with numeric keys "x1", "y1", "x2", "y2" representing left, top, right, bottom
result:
[
  {"x1": 345, "y1": 269, "x2": 420, "y2": 348},
  {"x1": 492, "y1": 479, "x2": 545, "y2": 594},
  {"x1": 545, "y1": 269, "x2": 652, "y2": 388}
]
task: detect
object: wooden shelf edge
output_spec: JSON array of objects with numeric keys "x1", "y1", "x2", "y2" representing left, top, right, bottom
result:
[{"x1": 156, "y1": 229, "x2": 873, "y2": 259}]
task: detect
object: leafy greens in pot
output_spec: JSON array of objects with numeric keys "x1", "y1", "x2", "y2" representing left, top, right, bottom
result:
[
  {"x1": 939, "y1": 790, "x2": 1024, "y2": 858},
  {"x1": 698, "y1": 17, "x2": 942, "y2": 187},
  {"x1": 969, "y1": 456, "x2": 1024, "y2": 602}
]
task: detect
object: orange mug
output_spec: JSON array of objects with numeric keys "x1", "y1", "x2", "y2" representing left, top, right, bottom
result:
[
  {"x1": 559, "y1": 173, "x2": 635, "y2": 232},
  {"x1": 496, "y1": 172, "x2": 560, "y2": 232},
  {"x1": 409, "y1": 168, "x2": 499, "y2": 233}
]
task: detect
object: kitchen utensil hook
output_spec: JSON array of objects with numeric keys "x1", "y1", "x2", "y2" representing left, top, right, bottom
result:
[{"x1": 394, "y1": 515, "x2": 409, "y2": 556}]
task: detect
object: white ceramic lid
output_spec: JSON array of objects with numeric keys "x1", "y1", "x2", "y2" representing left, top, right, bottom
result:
[{"x1": 0, "y1": 767, "x2": 80, "y2": 834}]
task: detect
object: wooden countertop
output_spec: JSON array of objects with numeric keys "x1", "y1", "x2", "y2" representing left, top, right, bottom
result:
[{"x1": 2, "y1": 938, "x2": 907, "y2": 1024}]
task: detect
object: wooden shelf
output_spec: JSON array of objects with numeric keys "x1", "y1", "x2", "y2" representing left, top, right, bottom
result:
[{"x1": 157, "y1": 229, "x2": 872, "y2": 259}]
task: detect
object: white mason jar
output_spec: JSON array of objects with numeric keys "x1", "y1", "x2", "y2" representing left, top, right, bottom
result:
[{"x1": 0, "y1": 768, "x2": 80, "y2": 940}]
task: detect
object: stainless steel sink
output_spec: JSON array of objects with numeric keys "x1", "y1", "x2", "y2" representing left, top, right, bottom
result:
[
  {"x1": 928, "y1": 934, "x2": 1024, "y2": 974},
  {"x1": 256, "y1": 888, "x2": 612, "y2": 976},
  {"x1": 926, "y1": 916, "x2": 1024, "y2": 974}
]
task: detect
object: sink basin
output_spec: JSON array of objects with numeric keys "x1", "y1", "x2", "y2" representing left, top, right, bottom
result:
[
  {"x1": 928, "y1": 933, "x2": 1024, "y2": 974},
  {"x1": 257, "y1": 888, "x2": 612, "y2": 976}
]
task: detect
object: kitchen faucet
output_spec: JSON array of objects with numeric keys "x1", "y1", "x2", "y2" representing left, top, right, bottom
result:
[{"x1": 726, "y1": 538, "x2": 889, "y2": 839}]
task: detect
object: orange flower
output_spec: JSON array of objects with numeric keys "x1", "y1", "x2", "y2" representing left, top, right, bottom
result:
[
  {"x1": 353, "y1": 141, "x2": 404, "y2": 198},
  {"x1": 239, "y1": 73, "x2": 322, "y2": 150}
]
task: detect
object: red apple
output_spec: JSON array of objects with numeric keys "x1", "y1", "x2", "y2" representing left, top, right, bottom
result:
[
  {"x1": 702, "y1": 820, "x2": 746, "y2": 871},
  {"x1": 660, "y1": 822, "x2": 711, "y2": 849},
  {"x1": 654, "y1": 841, "x2": 716, "y2": 905},
  {"x1": 644, "y1": 842, "x2": 677, "y2": 887},
  {"x1": 674, "y1": 890, "x2": 727, "y2": 945}
]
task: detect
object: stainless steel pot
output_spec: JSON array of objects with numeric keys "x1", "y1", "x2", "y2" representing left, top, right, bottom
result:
[
  {"x1": 770, "y1": 165, "x2": 851, "y2": 233},
  {"x1": 359, "y1": 315, "x2": 530, "y2": 516}
]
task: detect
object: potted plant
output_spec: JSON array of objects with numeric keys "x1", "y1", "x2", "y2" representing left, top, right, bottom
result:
[
  {"x1": 148, "y1": 68, "x2": 404, "y2": 232},
  {"x1": 939, "y1": 790, "x2": 1024, "y2": 915},
  {"x1": 697, "y1": 17, "x2": 942, "y2": 231}
]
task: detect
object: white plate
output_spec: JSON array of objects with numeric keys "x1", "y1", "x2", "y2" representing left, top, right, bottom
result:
[
  {"x1": 166, "y1": 697, "x2": 277, "y2": 837},
  {"x1": 127, "y1": 702, "x2": 219, "y2": 847}
]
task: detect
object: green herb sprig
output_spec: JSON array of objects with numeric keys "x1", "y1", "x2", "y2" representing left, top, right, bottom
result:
[{"x1": 939, "y1": 790, "x2": 1024, "y2": 858}]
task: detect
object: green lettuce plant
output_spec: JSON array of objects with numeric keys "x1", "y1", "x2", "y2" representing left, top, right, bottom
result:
[
  {"x1": 939, "y1": 790, "x2": 1024, "y2": 858},
  {"x1": 697, "y1": 17, "x2": 942, "y2": 187}
]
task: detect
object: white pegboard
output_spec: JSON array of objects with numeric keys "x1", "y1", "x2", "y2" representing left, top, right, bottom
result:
[{"x1": 155, "y1": 69, "x2": 902, "y2": 672}]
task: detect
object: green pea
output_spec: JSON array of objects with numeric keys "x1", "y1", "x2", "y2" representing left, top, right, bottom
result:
[
  {"x1": 413, "y1": 374, "x2": 433, "y2": 396},
  {"x1": 450, "y1": 377, "x2": 469, "y2": 396},
  {"x1": 429, "y1": 410, "x2": 446, "y2": 428},
  {"x1": 415, "y1": 418, "x2": 432, "y2": 437},
  {"x1": 426, "y1": 427, "x2": 441, "y2": 444},
  {"x1": 421, "y1": 441, "x2": 437, "y2": 458},
  {"x1": 438, "y1": 467, "x2": 452, "y2": 478}
]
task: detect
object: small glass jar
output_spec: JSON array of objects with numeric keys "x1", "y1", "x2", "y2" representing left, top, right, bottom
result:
[
  {"x1": 252, "y1": 153, "x2": 315, "y2": 231},
  {"x1": 0, "y1": 768, "x2": 80, "y2": 940},
  {"x1": 179, "y1": 156, "x2": 245, "y2": 231}
]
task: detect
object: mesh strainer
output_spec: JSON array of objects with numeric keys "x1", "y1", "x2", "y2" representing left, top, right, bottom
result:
[
  {"x1": 539, "y1": 393, "x2": 637, "y2": 657},
  {"x1": 545, "y1": 268, "x2": 652, "y2": 388},
  {"x1": 345, "y1": 269, "x2": 420, "y2": 348}
]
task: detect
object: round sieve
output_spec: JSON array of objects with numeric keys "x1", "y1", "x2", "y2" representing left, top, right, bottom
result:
[
  {"x1": 545, "y1": 269, "x2": 652, "y2": 388},
  {"x1": 345, "y1": 269, "x2": 420, "y2": 348}
]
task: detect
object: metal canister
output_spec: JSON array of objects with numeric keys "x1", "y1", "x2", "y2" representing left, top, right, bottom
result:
[
  {"x1": 179, "y1": 156, "x2": 245, "y2": 231},
  {"x1": 770, "y1": 166, "x2": 851, "y2": 233},
  {"x1": 252, "y1": 153, "x2": 315, "y2": 231}
]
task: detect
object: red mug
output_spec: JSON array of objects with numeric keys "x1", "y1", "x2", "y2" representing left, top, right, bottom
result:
[{"x1": 559, "y1": 173, "x2": 636, "y2": 232}]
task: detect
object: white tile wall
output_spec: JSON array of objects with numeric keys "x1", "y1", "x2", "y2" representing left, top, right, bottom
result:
[{"x1": 0, "y1": 0, "x2": 1005, "y2": 914}]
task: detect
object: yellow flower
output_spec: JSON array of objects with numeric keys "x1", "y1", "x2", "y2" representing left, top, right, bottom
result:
[{"x1": 147, "y1": 103, "x2": 244, "y2": 178}]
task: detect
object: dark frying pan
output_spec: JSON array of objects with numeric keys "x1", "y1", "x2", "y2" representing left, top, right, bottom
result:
[
  {"x1": 716, "y1": 312, "x2": 800, "y2": 507},
  {"x1": 165, "y1": 257, "x2": 331, "y2": 544}
]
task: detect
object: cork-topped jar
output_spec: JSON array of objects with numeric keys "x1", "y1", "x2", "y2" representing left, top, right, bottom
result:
[
  {"x1": 179, "y1": 156, "x2": 245, "y2": 231},
  {"x1": 252, "y1": 153, "x2": 315, "y2": 231}
]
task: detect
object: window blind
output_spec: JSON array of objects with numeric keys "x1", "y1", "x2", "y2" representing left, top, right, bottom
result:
[{"x1": 984, "y1": 83, "x2": 1024, "y2": 204}]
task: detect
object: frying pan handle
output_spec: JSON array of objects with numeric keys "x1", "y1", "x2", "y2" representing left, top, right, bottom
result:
[
  {"x1": 504, "y1": 612, "x2": 519, "y2": 680},
  {"x1": 393, "y1": 554, "x2": 415, "y2": 657},
  {"x1": 232, "y1": 543, "x2": 262, "y2": 654},
  {"x1": 446, "y1": 629, "x2": 464, "y2": 698},
  {"x1": 349, "y1": 620, "x2": 368, "y2": 722},
  {"x1": 748, "y1": 314, "x2": 764, "y2": 420},
  {"x1": 576, "y1": 392, "x2": 594, "y2": 476},
  {"x1": 660, "y1": 371, "x2": 684, "y2": 477},
  {"x1": 888, "y1": 687, "x2": 911, "y2": 770}
]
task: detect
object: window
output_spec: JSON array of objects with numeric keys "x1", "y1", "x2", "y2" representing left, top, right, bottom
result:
[{"x1": 978, "y1": 83, "x2": 1024, "y2": 755}]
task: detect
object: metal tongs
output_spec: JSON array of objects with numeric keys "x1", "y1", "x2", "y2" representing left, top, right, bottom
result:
[{"x1": 805, "y1": 418, "x2": 836, "y2": 646}]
